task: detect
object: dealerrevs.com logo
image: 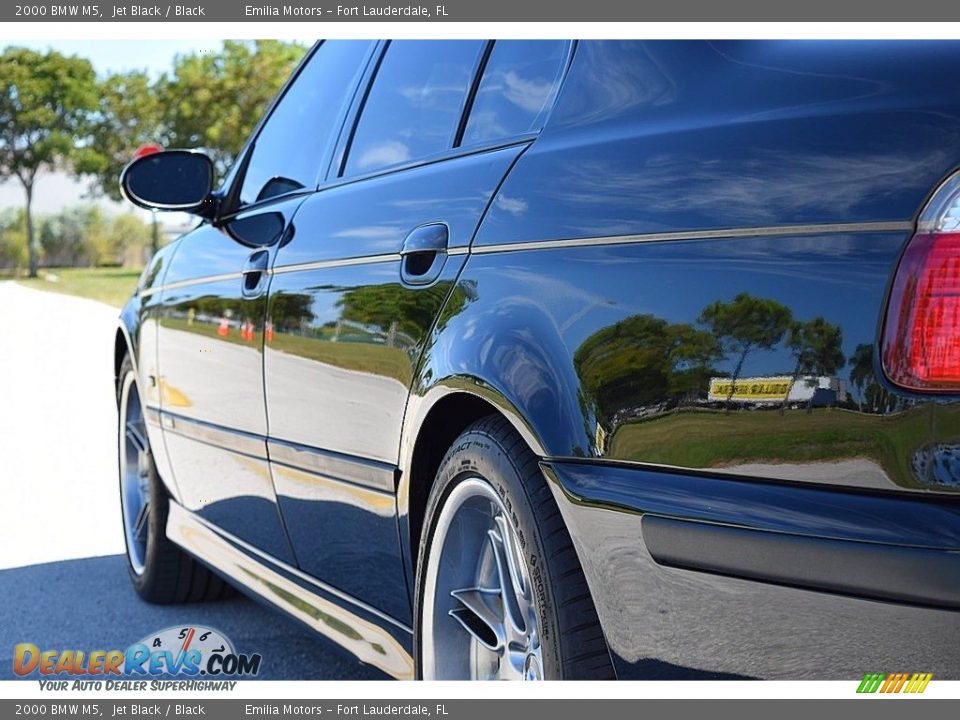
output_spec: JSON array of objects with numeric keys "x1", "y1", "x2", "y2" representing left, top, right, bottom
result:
[{"x1": 13, "y1": 625, "x2": 261, "y2": 690}]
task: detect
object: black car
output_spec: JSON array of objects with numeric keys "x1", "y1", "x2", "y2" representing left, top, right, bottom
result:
[{"x1": 115, "y1": 40, "x2": 960, "y2": 680}]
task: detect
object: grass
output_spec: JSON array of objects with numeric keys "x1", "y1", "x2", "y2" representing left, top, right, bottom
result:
[
  {"x1": 609, "y1": 406, "x2": 932, "y2": 488},
  {"x1": 269, "y1": 333, "x2": 413, "y2": 385},
  {"x1": 161, "y1": 316, "x2": 414, "y2": 385},
  {"x1": 9, "y1": 267, "x2": 141, "y2": 308}
]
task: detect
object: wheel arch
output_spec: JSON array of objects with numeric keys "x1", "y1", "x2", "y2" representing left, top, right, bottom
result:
[
  {"x1": 399, "y1": 383, "x2": 616, "y2": 679},
  {"x1": 114, "y1": 324, "x2": 134, "y2": 390},
  {"x1": 397, "y1": 378, "x2": 551, "y2": 601},
  {"x1": 114, "y1": 294, "x2": 144, "y2": 405},
  {"x1": 397, "y1": 279, "x2": 597, "y2": 598}
]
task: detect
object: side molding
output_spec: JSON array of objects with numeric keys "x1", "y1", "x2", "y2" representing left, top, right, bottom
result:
[
  {"x1": 166, "y1": 501, "x2": 415, "y2": 679},
  {"x1": 643, "y1": 514, "x2": 960, "y2": 610}
]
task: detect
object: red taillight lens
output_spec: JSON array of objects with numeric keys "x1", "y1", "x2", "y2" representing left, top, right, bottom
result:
[
  {"x1": 883, "y1": 232, "x2": 960, "y2": 390},
  {"x1": 882, "y1": 171, "x2": 960, "y2": 392}
]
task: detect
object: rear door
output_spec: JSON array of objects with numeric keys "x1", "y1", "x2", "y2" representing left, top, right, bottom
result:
[
  {"x1": 155, "y1": 41, "x2": 374, "y2": 562},
  {"x1": 264, "y1": 40, "x2": 571, "y2": 622}
]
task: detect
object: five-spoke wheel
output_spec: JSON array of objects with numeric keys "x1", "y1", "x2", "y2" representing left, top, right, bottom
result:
[
  {"x1": 119, "y1": 369, "x2": 150, "y2": 575},
  {"x1": 416, "y1": 415, "x2": 614, "y2": 680},
  {"x1": 421, "y1": 477, "x2": 544, "y2": 680}
]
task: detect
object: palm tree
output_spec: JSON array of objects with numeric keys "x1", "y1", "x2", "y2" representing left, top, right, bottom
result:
[
  {"x1": 699, "y1": 293, "x2": 793, "y2": 412},
  {"x1": 783, "y1": 317, "x2": 845, "y2": 413}
]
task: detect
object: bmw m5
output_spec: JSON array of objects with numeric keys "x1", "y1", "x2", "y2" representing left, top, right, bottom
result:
[{"x1": 115, "y1": 40, "x2": 960, "y2": 680}]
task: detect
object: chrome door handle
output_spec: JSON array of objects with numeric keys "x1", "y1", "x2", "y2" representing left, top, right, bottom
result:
[
  {"x1": 400, "y1": 223, "x2": 449, "y2": 286},
  {"x1": 241, "y1": 249, "x2": 270, "y2": 296}
]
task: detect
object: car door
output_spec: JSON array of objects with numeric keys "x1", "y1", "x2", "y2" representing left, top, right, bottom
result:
[
  {"x1": 264, "y1": 40, "x2": 572, "y2": 623},
  {"x1": 155, "y1": 41, "x2": 375, "y2": 563}
]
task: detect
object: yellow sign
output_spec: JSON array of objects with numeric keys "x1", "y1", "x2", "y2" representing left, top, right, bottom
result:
[{"x1": 708, "y1": 376, "x2": 792, "y2": 402}]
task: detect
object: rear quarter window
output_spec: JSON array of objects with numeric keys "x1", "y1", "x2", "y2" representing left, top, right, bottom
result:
[
  {"x1": 343, "y1": 40, "x2": 485, "y2": 176},
  {"x1": 461, "y1": 40, "x2": 568, "y2": 146}
]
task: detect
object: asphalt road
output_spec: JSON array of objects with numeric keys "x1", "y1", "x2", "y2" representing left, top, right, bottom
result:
[{"x1": 0, "y1": 282, "x2": 382, "y2": 681}]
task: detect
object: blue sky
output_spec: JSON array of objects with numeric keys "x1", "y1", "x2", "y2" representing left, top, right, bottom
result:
[{"x1": 0, "y1": 40, "x2": 219, "y2": 215}]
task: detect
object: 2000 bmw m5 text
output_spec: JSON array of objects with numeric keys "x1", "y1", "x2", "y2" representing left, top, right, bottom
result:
[{"x1": 114, "y1": 40, "x2": 960, "y2": 680}]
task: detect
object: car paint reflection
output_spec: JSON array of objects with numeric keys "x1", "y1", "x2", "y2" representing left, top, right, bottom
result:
[{"x1": 416, "y1": 230, "x2": 960, "y2": 493}]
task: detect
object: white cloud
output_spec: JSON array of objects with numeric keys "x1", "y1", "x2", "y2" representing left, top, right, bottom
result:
[{"x1": 354, "y1": 141, "x2": 411, "y2": 171}]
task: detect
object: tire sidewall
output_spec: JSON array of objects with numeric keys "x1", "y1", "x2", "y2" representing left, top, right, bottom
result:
[{"x1": 414, "y1": 427, "x2": 563, "y2": 680}]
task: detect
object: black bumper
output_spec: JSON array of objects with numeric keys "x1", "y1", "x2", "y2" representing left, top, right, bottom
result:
[{"x1": 542, "y1": 460, "x2": 960, "y2": 679}]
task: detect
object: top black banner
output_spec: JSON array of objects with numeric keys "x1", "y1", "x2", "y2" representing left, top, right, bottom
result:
[{"x1": 5, "y1": 0, "x2": 960, "y2": 22}]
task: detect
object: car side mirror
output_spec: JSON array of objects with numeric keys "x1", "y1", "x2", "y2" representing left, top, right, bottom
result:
[{"x1": 120, "y1": 150, "x2": 215, "y2": 215}]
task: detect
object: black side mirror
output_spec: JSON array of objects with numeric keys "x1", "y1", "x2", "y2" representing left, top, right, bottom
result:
[
  {"x1": 120, "y1": 150, "x2": 215, "y2": 215},
  {"x1": 225, "y1": 212, "x2": 287, "y2": 247}
]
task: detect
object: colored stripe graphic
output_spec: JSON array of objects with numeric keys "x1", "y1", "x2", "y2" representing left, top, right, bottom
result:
[
  {"x1": 857, "y1": 673, "x2": 885, "y2": 693},
  {"x1": 857, "y1": 672, "x2": 932, "y2": 694}
]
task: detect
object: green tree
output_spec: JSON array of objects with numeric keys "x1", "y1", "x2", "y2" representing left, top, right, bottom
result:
[
  {"x1": 782, "y1": 317, "x2": 845, "y2": 412},
  {"x1": 0, "y1": 208, "x2": 28, "y2": 270},
  {"x1": 573, "y1": 314, "x2": 676, "y2": 424},
  {"x1": 107, "y1": 213, "x2": 152, "y2": 267},
  {"x1": 0, "y1": 47, "x2": 98, "y2": 277},
  {"x1": 76, "y1": 211, "x2": 152, "y2": 267},
  {"x1": 668, "y1": 323, "x2": 723, "y2": 403},
  {"x1": 849, "y1": 343, "x2": 894, "y2": 414},
  {"x1": 74, "y1": 70, "x2": 164, "y2": 257},
  {"x1": 76, "y1": 70, "x2": 164, "y2": 202},
  {"x1": 698, "y1": 293, "x2": 793, "y2": 411},
  {"x1": 268, "y1": 291, "x2": 316, "y2": 333},
  {"x1": 336, "y1": 281, "x2": 453, "y2": 351},
  {"x1": 76, "y1": 207, "x2": 109, "y2": 266},
  {"x1": 38, "y1": 205, "x2": 99, "y2": 266},
  {"x1": 159, "y1": 40, "x2": 306, "y2": 174}
]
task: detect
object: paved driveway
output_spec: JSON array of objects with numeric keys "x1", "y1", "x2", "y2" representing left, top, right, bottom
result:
[{"x1": 0, "y1": 282, "x2": 381, "y2": 680}]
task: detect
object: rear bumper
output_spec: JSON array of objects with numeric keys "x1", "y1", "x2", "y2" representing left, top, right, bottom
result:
[{"x1": 542, "y1": 460, "x2": 960, "y2": 679}]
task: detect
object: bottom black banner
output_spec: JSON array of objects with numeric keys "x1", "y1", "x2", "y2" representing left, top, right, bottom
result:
[{"x1": 1, "y1": 699, "x2": 959, "y2": 720}]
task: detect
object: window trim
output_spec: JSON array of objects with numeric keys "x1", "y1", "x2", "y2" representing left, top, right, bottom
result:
[
  {"x1": 323, "y1": 39, "x2": 388, "y2": 185},
  {"x1": 453, "y1": 41, "x2": 495, "y2": 148},
  {"x1": 222, "y1": 39, "x2": 579, "y2": 220},
  {"x1": 336, "y1": 39, "x2": 489, "y2": 180},
  {"x1": 334, "y1": 40, "x2": 577, "y2": 186},
  {"x1": 220, "y1": 41, "x2": 321, "y2": 216},
  {"x1": 456, "y1": 39, "x2": 576, "y2": 153},
  {"x1": 323, "y1": 133, "x2": 536, "y2": 194},
  {"x1": 222, "y1": 40, "x2": 378, "y2": 219}
]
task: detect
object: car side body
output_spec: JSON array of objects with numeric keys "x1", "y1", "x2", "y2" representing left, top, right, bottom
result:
[{"x1": 116, "y1": 40, "x2": 960, "y2": 679}]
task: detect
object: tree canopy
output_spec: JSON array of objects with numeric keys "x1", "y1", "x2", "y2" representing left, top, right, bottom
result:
[
  {"x1": 699, "y1": 293, "x2": 793, "y2": 409},
  {"x1": 1, "y1": 41, "x2": 307, "y2": 273},
  {"x1": 0, "y1": 47, "x2": 98, "y2": 276},
  {"x1": 158, "y1": 40, "x2": 306, "y2": 174},
  {"x1": 76, "y1": 70, "x2": 164, "y2": 202}
]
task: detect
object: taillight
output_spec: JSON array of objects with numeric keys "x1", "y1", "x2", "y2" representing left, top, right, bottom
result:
[{"x1": 883, "y1": 172, "x2": 960, "y2": 391}]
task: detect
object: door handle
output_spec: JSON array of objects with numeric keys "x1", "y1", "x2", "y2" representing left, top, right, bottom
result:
[
  {"x1": 241, "y1": 249, "x2": 270, "y2": 296},
  {"x1": 400, "y1": 223, "x2": 449, "y2": 286}
]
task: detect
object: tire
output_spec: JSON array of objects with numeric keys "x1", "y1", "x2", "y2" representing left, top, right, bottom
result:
[
  {"x1": 414, "y1": 414, "x2": 614, "y2": 680},
  {"x1": 117, "y1": 354, "x2": 232, "y2": 604}
]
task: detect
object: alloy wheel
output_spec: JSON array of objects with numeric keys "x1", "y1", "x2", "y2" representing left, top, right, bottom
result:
[
  {"x1": 119, "y1": 371, "x2": 150, "y2": 576},
  {"x1": 421, "y1": 477, "x2": 543, "y2": 680}
]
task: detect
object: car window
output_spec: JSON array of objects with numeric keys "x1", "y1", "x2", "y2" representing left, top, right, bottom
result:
[
  {"x1": 343, "y1": 40, "x2": 485, "y2": 176},
  {"x1": 461, "y1": 41, "x2": 568, "y2": 146},
  {"x1": 239, "y1": 41, "x2": 371, "y2": 207}
]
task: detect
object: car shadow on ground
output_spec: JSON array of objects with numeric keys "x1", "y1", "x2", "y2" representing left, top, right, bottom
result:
[{"x1": 0, "y1": 554, "x2": 384, "y2": 680}]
